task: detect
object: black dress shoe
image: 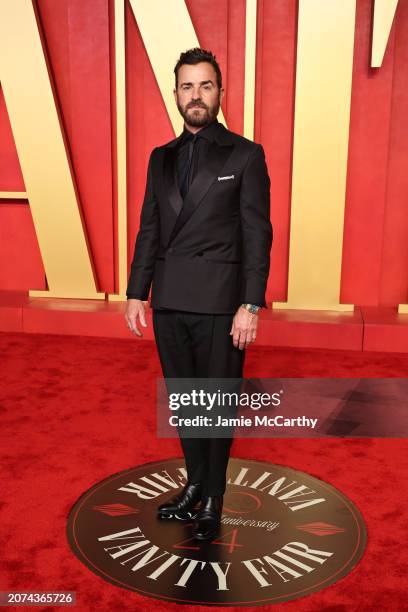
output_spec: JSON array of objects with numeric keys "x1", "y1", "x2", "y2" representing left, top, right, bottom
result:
[
  {"x1": 157, "y1": 482, "x2": 202, "y2": 519},
  {"x1": 192, "y1": 495, "x2": 223, "y2": 541}
]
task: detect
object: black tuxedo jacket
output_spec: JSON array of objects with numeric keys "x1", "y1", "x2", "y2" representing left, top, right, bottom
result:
[{"x1": 126, "y1": 120, "x2": 272, "y2": 313}]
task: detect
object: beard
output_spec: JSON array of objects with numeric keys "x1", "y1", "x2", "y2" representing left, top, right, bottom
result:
[{"x1": 177, "y1": 94, "x2": 221, "y2": 128}]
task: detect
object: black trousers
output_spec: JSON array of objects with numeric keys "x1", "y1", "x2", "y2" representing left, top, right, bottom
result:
[{"x1": 153, "y1": 309, "x2": 245, "y2": 496}]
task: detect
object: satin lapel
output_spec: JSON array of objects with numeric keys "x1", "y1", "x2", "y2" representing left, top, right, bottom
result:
[
  {"x1": 164, "y1": 146, "x2": 184, "y2": 216},
  {"x1": 167, "y1": 140, "x2": 234, "y2": 245}
]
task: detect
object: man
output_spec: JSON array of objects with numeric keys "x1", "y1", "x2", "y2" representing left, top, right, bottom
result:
[{"x1": 125, "y1": 48, "x2": 272, "y2": 541}]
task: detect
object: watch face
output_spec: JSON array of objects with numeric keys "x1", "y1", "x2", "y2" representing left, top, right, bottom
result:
[{"x1": 240, "y1": 304, "x2": 259, "y2": 314}]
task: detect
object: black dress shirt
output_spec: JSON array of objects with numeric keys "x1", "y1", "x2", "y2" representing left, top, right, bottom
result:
[{"x1": 176, "y1": 118, "x2": 219, "y2": 199}]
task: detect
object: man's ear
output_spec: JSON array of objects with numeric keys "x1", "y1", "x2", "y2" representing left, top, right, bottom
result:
[
  {"x1": 220, "y1": 87, "x2": 225, "y2": 103},
  {"x1": 173, "y1": 88, "x2": 177, "y2": 103}
]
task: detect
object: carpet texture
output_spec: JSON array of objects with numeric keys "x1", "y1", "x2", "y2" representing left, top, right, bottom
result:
[{"x1": 1, "y1": 331, "x2": 407, "y2": 611}]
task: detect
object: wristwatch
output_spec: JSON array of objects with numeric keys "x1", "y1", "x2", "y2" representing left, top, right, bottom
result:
[{"x1": 241, "y1": 303, "x2": 261, "y2": 315}]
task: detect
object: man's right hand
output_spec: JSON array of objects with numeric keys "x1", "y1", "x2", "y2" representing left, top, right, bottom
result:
[{"x1": 125, "y1": 299, "x2": 147, "y2": 337}]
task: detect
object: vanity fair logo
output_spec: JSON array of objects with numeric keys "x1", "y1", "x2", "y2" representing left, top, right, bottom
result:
[{"x1": 66, "y1": 458, "x2": 366, "y2": 606}]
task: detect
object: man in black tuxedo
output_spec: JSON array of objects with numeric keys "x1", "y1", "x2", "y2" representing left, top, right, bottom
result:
[{"x1": 125, "y1": 48, "x2": 272, "y2": 541}]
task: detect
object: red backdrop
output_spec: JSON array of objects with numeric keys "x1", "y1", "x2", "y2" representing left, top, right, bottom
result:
[{"x1": 0, "y1": 0, "x2": 408, "y2": 307}]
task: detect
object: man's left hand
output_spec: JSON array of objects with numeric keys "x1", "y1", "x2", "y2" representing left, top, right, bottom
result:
[{"x1": 230, "y1": 306, "x2": 259, "y2": 350}]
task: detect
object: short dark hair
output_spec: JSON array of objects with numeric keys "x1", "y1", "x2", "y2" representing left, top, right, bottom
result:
[{"x1": 174, "y1": 47, "x2": 222, "y2": 89}]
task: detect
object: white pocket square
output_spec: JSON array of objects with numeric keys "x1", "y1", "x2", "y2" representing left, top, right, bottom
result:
[{"x1": 217, "y1": 174, "x2": 235, "y2": 181}]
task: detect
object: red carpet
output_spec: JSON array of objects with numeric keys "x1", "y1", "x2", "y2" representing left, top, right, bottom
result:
[{"x1": 1, "y1": 330, "x2": 407, "y2": 611}]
